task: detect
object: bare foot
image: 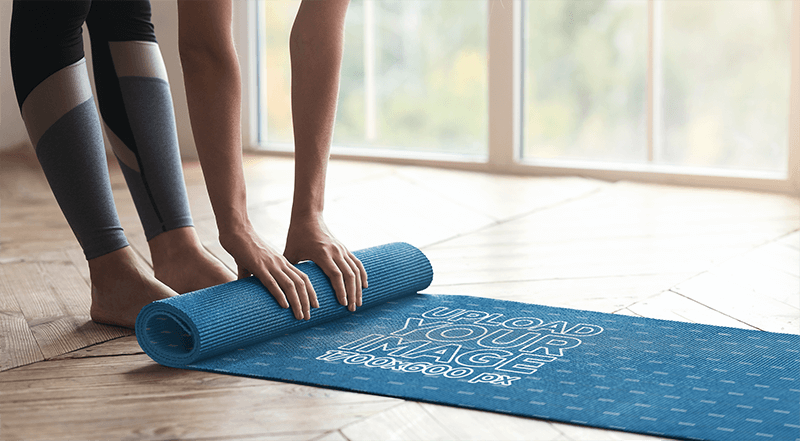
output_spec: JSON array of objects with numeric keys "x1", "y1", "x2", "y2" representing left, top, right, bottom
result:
[
  {"x1": 89, "y1": 246, "x2": 177, "y2": 329},
  {"x1": 149, "y1": 226, "x2": 236, "y2": 294}
]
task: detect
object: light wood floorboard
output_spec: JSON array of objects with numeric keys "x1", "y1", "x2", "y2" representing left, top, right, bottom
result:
[{"x1": 1, "y1": 147, "x2": 798, "y2": 440}]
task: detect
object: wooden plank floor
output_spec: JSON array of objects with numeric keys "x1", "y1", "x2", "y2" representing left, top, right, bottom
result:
[{"x1": 1, "y1": 147, "x2": 798, "y2": 440}]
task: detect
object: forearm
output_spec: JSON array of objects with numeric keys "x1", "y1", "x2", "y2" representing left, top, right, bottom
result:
[
  {"x1": 289, "y1": 0, "x2": 349, "y2": 224},
  {"x1": 178, "y1": 0, "x2": 249, "y2": 232},
  {"x1": 177, "y1": 0, "x2": 345, "y2": 319}
]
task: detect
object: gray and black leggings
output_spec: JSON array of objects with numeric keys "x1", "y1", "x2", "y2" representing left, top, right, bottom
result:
[{"x1": 10, "y1": 0, "x2": 193, "y2": 260}]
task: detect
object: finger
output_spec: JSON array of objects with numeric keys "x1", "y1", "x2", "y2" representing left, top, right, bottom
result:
[
  {"x1": 345, "y1": 251, "x2": 365, "y2": 307},
  {"x1": 273, "y1": 269, "x2": 305, "y2": 320},
  {"x1": 353, "y1": 253, "x2": 368, "y2": 289},
  {"x1": 333, "y1": 253, "x2": 357, "y2": 312},
  {"x1": 258, "y1": 272, "x2": 289, "y2": 309},
  {"x1": 292, "y1": 266, "x2": 319, "y2": 308},
  {"x1": 341, "y1": 252, "x2": 362, "y2": 307},
  {"x1": 284, "y1": 265, "x2": 311, "y2": 320},
  {"x1": 317, "y1": 258, "x2": 347, "y2": 307}
]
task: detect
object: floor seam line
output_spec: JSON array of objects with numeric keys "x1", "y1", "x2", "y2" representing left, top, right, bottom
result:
[{"x1": 666, "y1": 288, "x2": 766, "y2": 331}]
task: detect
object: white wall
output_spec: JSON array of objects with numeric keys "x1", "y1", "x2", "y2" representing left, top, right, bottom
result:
[{"x1": 0, "y1": 1, "x2": 197, "y2": 158}]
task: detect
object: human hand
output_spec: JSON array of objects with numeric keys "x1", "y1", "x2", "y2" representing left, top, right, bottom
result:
[
  {"x1": 219, "y1": 222, "x2": 318, "y2": 320},
  {"x1": 284, "y1": 216, "x2": 367, "y2": 312}
]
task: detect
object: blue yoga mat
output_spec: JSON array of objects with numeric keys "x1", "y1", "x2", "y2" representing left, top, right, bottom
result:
[{"x1": 138, "y1": 243, "x2": 799, "y2": 441}]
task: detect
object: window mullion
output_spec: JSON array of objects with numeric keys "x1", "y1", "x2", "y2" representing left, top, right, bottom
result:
[
  {"x1": 647, "y1": 0, "x2": 663, "y2": 164},
  {"x1": 789, "y1": 0, "x2": 800, "y2": 194},
  {"x1": 235, "y1": 0, "x2": 260, "y2": 149},
  {"x1": 364, "y1": 0, "x2": 377, "y2": 142},
  {"x1": 487, "y1": 0, "x2": 516, "y2": 169}
]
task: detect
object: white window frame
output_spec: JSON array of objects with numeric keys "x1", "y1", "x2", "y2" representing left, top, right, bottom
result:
[{"x1": 234, "y1": 0, "x2": 800, "y2": 195}]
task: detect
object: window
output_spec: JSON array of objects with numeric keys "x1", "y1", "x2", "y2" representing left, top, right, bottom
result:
[
  {"x1": 257, "y1": 0, "x2": 488, "y2": 158},
  {"x1": 246, "y1": 0, "x2": 799, "y2": 193},
  {"x1": 523, "y1": 1, "x2": 648, "y2": 164},
  {"x1": 657, "y1": 1, "x2": 791, "y2": 172},
  {"x1": 522, "y1": 0, "x2": 794, "y2": 177}
]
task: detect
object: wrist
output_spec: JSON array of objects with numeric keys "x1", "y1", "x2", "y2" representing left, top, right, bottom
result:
[
  {"x1": 288, "y1": 211, "x2": 330, "y2": 238},
  {"x1": 217, "y1": 213, "x2": 253, "y2": 243},
  {"x1": 289, "y1": 206, "x2": 324, "y2": 226},
  {"x1": 215, "y1": 206, "x2": 250, "y2": 231}
]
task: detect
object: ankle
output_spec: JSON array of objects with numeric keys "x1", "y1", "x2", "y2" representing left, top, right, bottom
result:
[
  {"x1": 89, "y1": 246, "x2": 136, "y2": 283},
  {"x1": 149, "y1": 226, "x2": 204, "y2": 265}
]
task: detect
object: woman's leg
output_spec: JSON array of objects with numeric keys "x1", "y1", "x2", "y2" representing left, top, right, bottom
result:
[
  {"x1": 85, "y1": 0, "x2": 235, "y2": 293},
  {"x1": 10, "y1": 0, "x2": 175, "y2": 328},
  {"x1": 11, "y1": 0, "x2": 126, "y2": 260}
]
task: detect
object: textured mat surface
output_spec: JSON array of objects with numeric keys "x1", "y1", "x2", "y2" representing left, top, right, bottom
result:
[{"x1": 138, "y1": 243, "x2": 799, "y2": 441}]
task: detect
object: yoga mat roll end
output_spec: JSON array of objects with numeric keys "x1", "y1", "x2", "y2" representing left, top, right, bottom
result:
[{"x1": 136, "y1": 303, "x2": 202, "y2": 368}]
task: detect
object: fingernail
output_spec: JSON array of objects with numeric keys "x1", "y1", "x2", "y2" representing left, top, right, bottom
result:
[{"x1": 349, "y1": 304, "x2": 356, "y2": 312}]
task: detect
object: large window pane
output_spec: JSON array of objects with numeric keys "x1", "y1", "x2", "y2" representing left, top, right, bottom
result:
[
  {"x1": 258, "y1": 0, "x2": 488, "y2": 157},
  {"x1": 523, "y1": 0, "x2": 648, "y2": 163},
  {"x1": 658, "y1": 0, "x2": 792, "y2": 172}
]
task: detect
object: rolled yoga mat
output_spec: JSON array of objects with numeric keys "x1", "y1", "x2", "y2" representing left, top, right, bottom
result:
[{"x1": 138, "y1": 242, "x2": 799, "y2": 441}]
